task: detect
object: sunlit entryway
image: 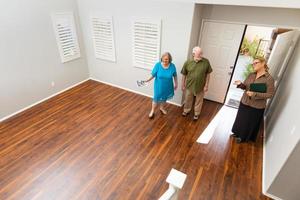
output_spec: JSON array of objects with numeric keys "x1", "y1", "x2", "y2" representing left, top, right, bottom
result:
[{"x1": 225, "y1": 25, "x2": 274, "y2": 108}]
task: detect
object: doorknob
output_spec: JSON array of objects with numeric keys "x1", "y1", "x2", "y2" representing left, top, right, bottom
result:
[
  {"x1": 230, "y1": 66, "x2": 234, "y2": 69},
  {"x1": 228, "y1": 72, "x2": 232, "y2": 75}
]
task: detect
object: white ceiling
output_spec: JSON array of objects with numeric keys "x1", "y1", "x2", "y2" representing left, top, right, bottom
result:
[{"x1": 160, "y1": 0, "x2": 300, "y2": 9}]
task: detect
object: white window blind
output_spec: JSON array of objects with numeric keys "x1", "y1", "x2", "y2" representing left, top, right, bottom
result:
[
  {"x1": 91, "y1": 16, "x2": 116, "y2": 62},
  {"x1": 52, "y1": 12, "x2": 80, "y2": 63},
  {"x1": 132, "y1": 19, "x2": 161, "y2": 70}
]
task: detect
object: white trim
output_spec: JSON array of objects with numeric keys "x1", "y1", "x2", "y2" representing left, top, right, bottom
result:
[
  {"x1": 262, "y1": 116, "x2": 267, "y2": 195},
  {"x1": 0, "y1": 77, "x2": 182, "y2": 123},
  {"x1": 198, "y1": 19, "x2": 246, "y2": 46},
  {"x1": 264, "y1": 190, "x2": 283, "y2": 200},
  {"x1": 0, "y1": 78, "x2": 90, "y2": 122},
  {"x1": 51, "y1": 11, "x2": 81, "y2": 63},
  {"x1": 90, "y1": 77, "x2": 182, "y2": 107},
  {"x1": 198, "y1": 19, "x2": 300, "y2": 47},
  {"x1": 132, "y1": 18, "x2": 162, "y2": 70},
  {"x1": 264, "y1": 192, "x2": 282, "y2": 200},
  {"x1": 90, "y1": 15, "x2": 117, "y2": 62},
  {"x1": 167, "y1": 98, "x2": 183, "y2": 107}
]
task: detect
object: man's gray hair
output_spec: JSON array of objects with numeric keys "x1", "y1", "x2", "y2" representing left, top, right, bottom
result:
[{"x1": 192, "y1": 46, "x2": 201, "y2": 54}]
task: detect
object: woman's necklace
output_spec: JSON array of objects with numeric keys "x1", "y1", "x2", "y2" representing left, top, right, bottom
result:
[{"x1": 162, "y1": 63, "x2": 169, "y2": 69}]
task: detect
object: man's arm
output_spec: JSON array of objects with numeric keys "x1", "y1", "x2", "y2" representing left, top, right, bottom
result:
[
  {"x1": 181, "y1": 75, "x2": 186, "y2": 91},
  {"x1": 204, "y1": 73, "x2": 210, "y2": 92}
]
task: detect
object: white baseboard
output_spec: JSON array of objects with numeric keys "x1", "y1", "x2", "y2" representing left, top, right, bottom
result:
[
  {"x1": 90, "y1": 77, "x2": 182, "y2": 107},
  {"x1": 264, "y1": 192, "x2": 282, "y2": 200},
  {"x1": 263, "y1": 117, "x2": 267, "y2": 195},
  {"x1": 262, "y1": 117, "x2": 282, "y2": 200},
  {"x1": 0, "y1": 78, "x2": 90, "y2": 122},
  {"x1": 0, "y1": 77, "x2": 182, "y2": 123}
]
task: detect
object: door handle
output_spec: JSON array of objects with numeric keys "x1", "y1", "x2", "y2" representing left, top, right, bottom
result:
[
  {"x1": 230, "y1": 66, "x2": 234, "y2": 69},
  {"x1": 228, "y1": 72, "x2": 232, "y2": 75}
]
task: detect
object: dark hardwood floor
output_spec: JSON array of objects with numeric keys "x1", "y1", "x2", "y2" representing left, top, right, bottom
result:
[{"x1": 0, "y1": 80, "x2": 270, "y2": 200}]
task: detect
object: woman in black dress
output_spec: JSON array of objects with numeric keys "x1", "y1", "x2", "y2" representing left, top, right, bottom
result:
[{"x1": 231, "y1": 57, "x2": 275, "y2": 143}]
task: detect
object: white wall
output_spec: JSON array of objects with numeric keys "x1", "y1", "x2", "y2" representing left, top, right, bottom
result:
[
  {"x1": 0, "y1": 0, "x2": 89, "y2": 120},
  {"x1": 76, "y1": 0, "x2": 195, "y2": 105},
  {"x1": 267, "y1": 140, "x2": 300, "y2": 200},
  {"x1": 188, "y1": 5, "x2": 205, "y2": 58},
  {"x1": 265, "y1": 41, "x2": 300, "y2": 199}
]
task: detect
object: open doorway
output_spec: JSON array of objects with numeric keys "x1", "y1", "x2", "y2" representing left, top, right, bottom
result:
[
  {"x1": 224, "y1": 25, "x2": 296, "y2": 108},
  {"x1": 225, "y1": 25, "x2": 274, "y2": 107},
  {"x1": 198, "y1": 20, "x2": 299, "y2": 107},
  {"x1": 199, "y1": 20, "x2": 246, "y2": 104}
]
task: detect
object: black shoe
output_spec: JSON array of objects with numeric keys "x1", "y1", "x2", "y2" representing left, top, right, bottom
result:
[
  {"x1": 193, "y1": 115, "x2": 199, "y2": 121},
  {"x1": 235, "y1": 137, "x2": 242, "y2": 143},
  {"x1": 249, "y1": 139, "x2": 257, "y2": 143}
]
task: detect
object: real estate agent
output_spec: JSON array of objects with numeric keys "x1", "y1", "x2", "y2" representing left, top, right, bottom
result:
[{"x1": 232, "y1": 57, "x2": 275, "y2": 143}]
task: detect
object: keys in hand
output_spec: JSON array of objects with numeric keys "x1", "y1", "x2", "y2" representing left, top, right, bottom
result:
[{"x1": 137, "y1": 80, "x2": 146, "y2": 87}]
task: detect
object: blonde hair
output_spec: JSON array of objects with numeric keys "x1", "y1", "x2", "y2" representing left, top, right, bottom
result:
[{"x1": 254, "y1": 56, "x2": 269, "y2": 72}]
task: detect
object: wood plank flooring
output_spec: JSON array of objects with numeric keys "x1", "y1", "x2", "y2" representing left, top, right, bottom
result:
[{"x1": 0, "y1": 80, "x2": 270, "y2": 200}]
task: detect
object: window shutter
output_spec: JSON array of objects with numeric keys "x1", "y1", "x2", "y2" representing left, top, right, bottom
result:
[
  {"x1": 91, "y1": 16, "x2": 116, "y2": 62},
  {"x1": 52, "y1": 12, "x2": 81, "y2": 63},
  {"x1": 132, "y1": 19, "x2": 161, "y2": 70}
]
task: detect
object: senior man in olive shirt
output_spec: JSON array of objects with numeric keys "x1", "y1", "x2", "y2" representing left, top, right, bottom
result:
[{"x1": 181, "y1": 46, "x2": 212, "y2": 120}]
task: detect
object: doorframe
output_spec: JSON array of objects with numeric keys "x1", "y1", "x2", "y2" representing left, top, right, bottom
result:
[
  {"x1": 197, "y1": 19, "x2": 299, "y2": 105},
  {"x1": 198, "y1": 19, "x2": 246, "y2": 45},
  {"x1": 198, "y1": 19, "x2": 247, "y2": 104},
  {"x1": 223, "y1": 25, "x2": 248, "y2": 105},
  {"x1": 199, "y1": 19, "x2": 299, "y2": 36}
]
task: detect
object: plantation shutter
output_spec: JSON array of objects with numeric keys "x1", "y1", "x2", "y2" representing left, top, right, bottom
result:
[
  {"x1": 52, "y1": 12, "x2": 81, "y2": 63},
  {"x1": 91, "y1": 16, "x2": 116, "y2": 62},
  {"x1": 132, "y1": 19, "x2": 161, "y2": 70}
]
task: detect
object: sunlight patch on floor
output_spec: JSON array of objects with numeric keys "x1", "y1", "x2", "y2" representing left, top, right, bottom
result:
[{"x1": 197, "y1": 106, "x2": 238, "y2": 144}]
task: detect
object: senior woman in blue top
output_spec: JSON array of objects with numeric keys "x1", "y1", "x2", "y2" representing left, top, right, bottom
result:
[{"x1": 145, "y1": 52, "x2": 178, "y2": 119}]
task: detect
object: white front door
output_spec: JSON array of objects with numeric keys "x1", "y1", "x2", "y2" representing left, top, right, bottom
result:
[
  {"x1": 265, "y1": 30, "x2": 299, "y2": 120},
  {"x1": 268, "y1": 30, "x2": 300, "y2": 89},
  {"x1": 199, "y1": 21, "x2": 246, "y2": 103}
]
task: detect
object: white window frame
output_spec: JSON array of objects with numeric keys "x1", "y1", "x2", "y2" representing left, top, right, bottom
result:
[
  {"x1": 132, "y1": 18, "x2": 162, "y2": 70},
  {"x1": 51, "y1": 11, "x2": 81, "y2": 63},
  {"x1": 91, "y1": 15, "x2": 116, "y2": 62}
]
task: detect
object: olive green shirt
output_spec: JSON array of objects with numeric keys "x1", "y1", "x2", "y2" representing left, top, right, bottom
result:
[{"x1": 181, "y1": 58, "x2": 213, "y2": 94}]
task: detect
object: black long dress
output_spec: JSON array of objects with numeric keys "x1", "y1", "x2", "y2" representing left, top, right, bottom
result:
[{"x1": 232, "y1": 102, "x2": 265, "y2": 142}]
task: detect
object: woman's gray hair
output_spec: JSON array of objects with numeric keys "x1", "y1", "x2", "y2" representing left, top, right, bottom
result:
[{"x1": 160, "y1": 52, "x2": 173, "y2": 63}]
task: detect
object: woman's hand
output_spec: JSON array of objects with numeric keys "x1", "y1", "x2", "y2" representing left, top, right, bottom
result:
[
  {"x1": 234, "y1": 80, "x2": 242, "y2": 85},
  {"x1": 145, "y1": 76, "x2": 154, "y2": 83},
  {"x1": 246, "y1": 91, "x2": 254, "y2": 97},
  {"x1": 174, "y1": 84, "x2": 178, "y2": 90}
]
